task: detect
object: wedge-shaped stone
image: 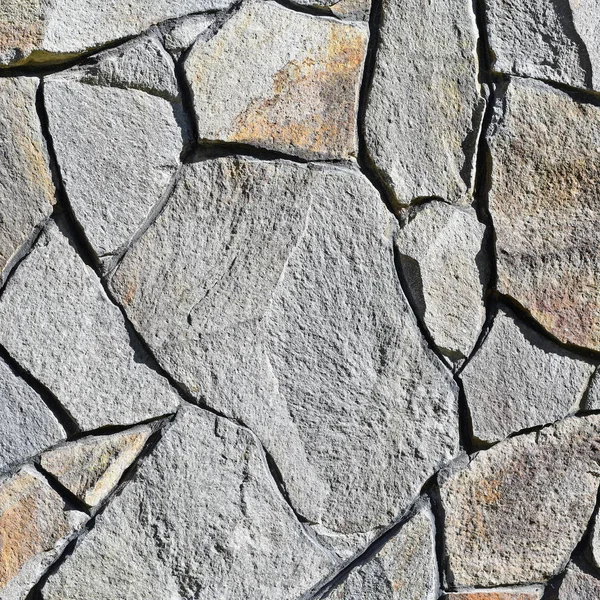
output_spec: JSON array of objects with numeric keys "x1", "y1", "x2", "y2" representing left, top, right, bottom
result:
[
  {"x1": 160, "y1": 14, "x2": 215, "y2": 58},
  {"x1": 41, "y1": 405, "x2": 335, "y2": 599},
  {"x1": 557, "y1": 567, "x2": 600, "y2": 599},
  {"x1": 396, "y1": 201, "x2": 488, "y2": 361},
  {"x1": 0, "y1": 0, "x2": 233, "y2": 67},
  {"x1": 110, "y1": 157, "x2": 458, "y2": 551},
  {"x1": 41, "y1": 426, "x2": 151, "y2": 507},
  {"x1": 0, "y1": 466, "x2": 87, "y2": 600},
  {"x1": 440, "y1": 415, "x2": 600, "y2": 587},
  {"x1": 0, "y1": 76, "x2": 54, "y2": 285},
  {"x1": 444, "y1": 590, "x2": 543, "y2": 600},
  {"x1": 0, "y1": 220, "x2": 180, "y2": 430},
  {"x1": 590, "y1": 512, "x2": 600, "y2": 570},
  {"x1": 0, "y1": 357, "x2": 65, "y2": 473},
  {"x1": 184, "y1": 1, "x2": 368, "y2": 160},
  {"x1": 45, "y1": 36, "x2": 187, "y2": 264},
  {"x1": 326, "y1": 503, "x2": 438, "y2": 599},
  {"x1": 461, "y1": 306, "x2": 595, "y2": 444},
  {"x1": 364, "y1": 0, "x2": 484, "y2": 207},
  {"x1": 484, "y1": 0, "x2": 600, "y2": 91},
  {"x1": 489, "y1": 78, "x2": 600, "y2": 350}
]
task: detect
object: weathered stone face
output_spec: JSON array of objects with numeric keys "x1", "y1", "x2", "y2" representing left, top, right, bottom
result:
[
  {"x1": 443, "y1": 591, "x2": 543, "y2": 600},
  {"x1": 557, "y1": 567, "x2": 600, "y2": 599}
]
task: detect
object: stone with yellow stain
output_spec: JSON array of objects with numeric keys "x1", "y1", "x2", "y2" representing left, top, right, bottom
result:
[
  {"x1": 40, "y1": 425, "x2": 152, "y2": 507},
  {"x1": 184, "y1": 0, "x2": 368, "y2": 160},
  {"x1": 439, "y1": 415, "x2": 600, "y2": 587},
  {"x1": 443, "y1": 589, "x2": 543, "y2": 600},
  {"x1": 488, "y1": 78, "x2": 600, "y2": 351},
  {"x1": 0, "y1": 466, "x2": 87, "y2": 600}
]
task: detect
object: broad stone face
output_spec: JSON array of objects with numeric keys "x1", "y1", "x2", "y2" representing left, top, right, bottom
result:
[
  {"x1": 488, "y1": 77, "x2": 600, "y2": 350},
  {"x1": 184, "y1": 0, "x2": 368, "y2": 161},
  {"x1": 557, "y1": 568, "x2": 600, "y2": 599},
  {"x1": 110, "y1": 156, "x2": 459, "y2": 548}
]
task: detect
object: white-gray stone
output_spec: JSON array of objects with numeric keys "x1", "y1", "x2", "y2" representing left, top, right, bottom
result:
[
  {"x1": 557, "y1": 567, "x2": 600, "y2": 599},
  {"x1": 364, "y1": 0, "x2": 484, "y2": 207},
  {"x1": 160, "y1": 13, "x2": 215, "y2": 57},
  {"x1": 395, "y1": 201, "x2": 488, "y2": 362},
  {"x1": 110, "y1": 156, "x2": 459, "y2": 551},
  {"x1": 0, "y1": 219, "x2": 180, "y2": 431},
  {"x1": 41, "y1": 404, "x2": 336, "y2": 600},
  {"x1": 461, "y1": 306, "x2": 596, "y2": 444},
  {"x1": 591, "y1": 512, "x2": 600, "y2": 571}
]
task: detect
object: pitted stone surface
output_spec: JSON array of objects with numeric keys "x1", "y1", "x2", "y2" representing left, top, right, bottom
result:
[
  {"x1": 184, "y1": 1, "x2": 368, "y2": 161},
  {"x1": 40, "y1": 405, "x2": 336, "y2": 600},
  {"x1": 557, "y1": 567, "x2": 600, "y2": 599}
]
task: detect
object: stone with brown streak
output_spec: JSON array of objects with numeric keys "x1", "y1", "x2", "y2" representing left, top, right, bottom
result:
[{"x1": 443, "y1": 590, "x2": 543, "y2": 600}]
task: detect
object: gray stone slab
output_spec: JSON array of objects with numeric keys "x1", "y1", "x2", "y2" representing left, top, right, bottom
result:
[{"x1": 557, "y1": 567, "x2": 600, "y2": 599}]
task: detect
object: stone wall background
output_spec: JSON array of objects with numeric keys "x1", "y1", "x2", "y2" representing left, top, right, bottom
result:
[{"x1": 0, "y1": 0, "x2": 599, "y2": 598}]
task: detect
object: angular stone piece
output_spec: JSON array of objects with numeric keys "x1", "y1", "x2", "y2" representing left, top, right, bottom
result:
[
  {"x1": 45, "y1": 36, "x2": 187, "y2": 262},
  {"x1": 557, "y1": 567, "x2": 600, "y2": 599},
  {"x1": 326, "y1": 503, "x2": 438, "y2": 599},
  {"x1": 40, "y1": 426, "x2": 151, "y2": 507},
  {"x1": 0, "y1": 466, "x2": 87, "y2": 600},
  {"x1": 0, "y1": 76, "x2": 55, "y2": 285},
  {"x1": 161, "y1": 13, "x2": 215, "y2": 57},
  {"x1": 444, "y1": 590, "x2": 543, "y2": 600},
  {"x1": 440, "y1": 415, "x2": 600, "y2": 587},
  {"x1": 0, "y1": 0, "x2": 233, "y2": 67},
  {"x1": 484, "y1": 0, "x2": 600, "y2": 91},
  {"x1": 41, "y1": 405, "x2": 336, "y2": 600},
  {"x1": 395, "y1": 201, "x2": 488, "y2": 361},
  {"x1": 0, "y1": 220, "x2": 180, "y2": 431},
  {"x1": 461, "y1": 306, "x2": 595, "y2": 444},
  {"x1": 110, "y1": 156, "x2": 458, "y2": 549},
  {"x1": 489, "y1": 78, "x2": 600, "y2": 350},
  {"x1": 0, "y1": 357, "x2": 65, "y2": 473},
  {"x1": 184, "y1": 0, "x2": 368, "y2": 160},
  {"x1": 364, "y1": 0, "x2": 484, "y2": 207},
  {"x1": 583, "y1": 368, "x2": 600, "y2": 411},
  {"x1": 590, "y1": 512, "x2": 600, "y2": 570}
]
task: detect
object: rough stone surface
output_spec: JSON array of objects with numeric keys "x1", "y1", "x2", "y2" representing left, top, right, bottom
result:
[
  {"x1": 184, "y1": 1, "x2": 368, "y2": 160},
  {"x1": 489, "y1": 77, "x2": 600, "y2": 351},
  {"x1": 395, "y1": 201, "x2": 488, "y2": 361},
  {"x1": 0, "y1": 219, "x2": 180, "y2": 431},
  {"x1": 0, "y1": 76, "x2": 55, "y2": 285},
  {"x1": 0, "y1": 466, "x2": 87, "y2": 600},
  {"x1": 444, "y1": 591, "x2": 543, "y2": 600},
  {"x1": 440, "y1": 415, "x2": 600, "y2": 587},
  {"x1": 484, "y1": 0, "x2": 600, "y2": 91},
  {"x1": 160, "y1": 13, "x2": 215, "y2": 57},
  {"x1": 40, "y1": 404, "x2": 336, "y2": 600},
  {"x1": 461, "y1": 306, "x2": 596, "y2": 444},
  {"x1": 364, "y1": 0, "x2": 484, "y2": 207},
  {"x1": 40, "y1": 426, "x2": 151, "y2": 507},
  {"x1": 557, "y1": 567, "x2": 600, "y2": 599},
  {"x1": 110, "y1": 156, "x2": 459, "y2": 549},
  {"x1": 0, "y1": 357, "x2": 65, "y2": 474},
  {"x1": 590, "y1": 512, "x2": 600, "y2": 570}
]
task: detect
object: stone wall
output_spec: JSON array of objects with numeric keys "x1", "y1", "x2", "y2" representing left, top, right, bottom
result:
[{"x1": 0, "y1": 0, "x2": 599, "y2": 598}]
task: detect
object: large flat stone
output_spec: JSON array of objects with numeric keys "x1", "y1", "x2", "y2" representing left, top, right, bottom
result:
[
  {"x1": 489, "y1": 77, "x2": 600, "y2": 350},
  {"x1": 440, "y1": 415, "x2": 600, "y2": 587},
  {"x1": 0, "y1": 219, "x2": 180, "y2": 431},
  {"x1": 184, "y1": 0, "x2": 368, "y2": 160},
  {"x1": 110, "y1": 156, "x2": 459, "y2": 551},
  {"x1": 364, "y1": 0, "x2": 484, "y2": 207},
  {"x1": 41, "y1": 404, "x2": 336, "y2": 600}
]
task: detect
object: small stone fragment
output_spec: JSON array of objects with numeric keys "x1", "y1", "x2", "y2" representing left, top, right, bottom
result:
[
  {"x1": 328, "y1": 0, "x2": 371, "y2": 21},
  {"x1": 40, "y1": 426, "x2": 151, "y2": 507},
  {"x1": 461, "y1": 306, "x2": 595, "y2": 444},
  {"x1": 0, "y1": 466, "x2": 87, "y2": 600},
  {"x1": 0, "y1": 76, "x2": 55, "y2": 285},
  {"x1": 0, "y1": 219, "x2": 180, "y2": 430},
  {"x1": 364, "y1": 0, "x2": 484, "y2": 207},
  {"x1": 184, "y1": 0, "x2": 368, "y2": 160},
  {"x1": 41, "y1": 405, "x2": 336, "y2": 600},
  {"x1": 557, "y1": 567, "x2": 600, "y2": 599},
  {"x1": 0, "y1": 357, "x2": 65, "y2": 473},
  {"x1": 489, "y1": 77, "x2": 600, "y2": 350},
  {"x1": 440, "y1": 415, "x2": 600, "y2": 587},
  {"x1": 443, "y1": 590, "x2": 543, "y2": 600},
  {"x1": 590, "y1": 512, "x2": 600, "y2": 570},
  {"x1": 160, "y1": 13, "x2": 215, "y2": 57},
  {"x1": 395, "y1": 201, "x2": 488, "y2": 361}
]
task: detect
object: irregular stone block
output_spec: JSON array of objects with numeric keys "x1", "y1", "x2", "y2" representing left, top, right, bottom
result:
[
  {"x1": 461, "y1": 306, "x2": 595, "y2": 444},
  {"x1": 184, "y1": 0, "x2": 368, "y2": 160},
  {"x1": 489, "y1": 77, "x2": 600, "y2": 350},
  {"x1": 591, "y1": 512, "x2": 600, "y2": 570},
  {"x1": 45, "y1": 36, "x2": 187, "y2": 263},
  {"x1": 557, "y1": 567, "x2": 600, "y2": 599},
  {"x1": 444, "y1": 590, "x2": 543, "y2": 600},
  {"x1": 395, "y1": 201, "x2": 488, "y2": 361},
  {"x1": 40, "y1": 425, "x2": 151, "y2": 507},
  {"x1": 0, "y1": 357, "x2": 65, "y2": 474},
  {"x1": 41, "y1": 405, "x2": 336, "y2": 600},
  {"x1": 110, "y1": 157, "x2": 459, "y2": 550},
  {"x1": 0, "y1": 466, "x2": 87, "y2": 600},
  {"x1": 484, "y1": 0, "x2": 600, "y2": 91},
  {"x1": 364, "y1": 0, "x2": 484, "y2": 207},
  {"x1": 0, "y1": 219, "x2": 180, "y2": 431},
  {"x1": 160, "y1": 13, "x2": 215, "y2": 57},
  {"x1": 0, "y1": 76, "x2": 55, "y2": 285},
  {"x1": 440, "y1": 415, "x2": 600, "y2": 587}
]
